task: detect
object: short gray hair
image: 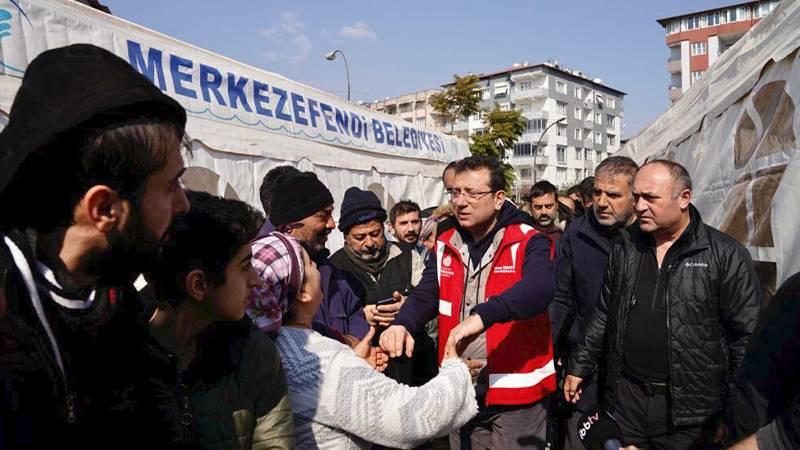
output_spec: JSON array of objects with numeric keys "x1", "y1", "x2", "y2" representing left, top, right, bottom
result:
[{"x1": 595, "y1": 156, "x2": 639, "y2": 187}]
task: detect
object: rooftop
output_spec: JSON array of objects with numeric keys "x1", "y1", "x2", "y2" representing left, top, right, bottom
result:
[{"x1": 656, "y1": 0, "x2": 765, "y2": 26}]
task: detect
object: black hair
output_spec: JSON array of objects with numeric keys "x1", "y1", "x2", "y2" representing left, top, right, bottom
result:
[
  {"x1": 530, "y1": 180, "x2": 558, "y2": 200},
  {"x1": 453, "y1": 156, "x2": 507, "y2": 192},
  {"x1": 1, "y1": 115, "x2": 188, "y2": 232},
  {"x1": 389, "y1": 200, "x2": 421, "y2": 225},
  {"x1": 148, "y1": 190, "x2": 264, "y2": 306}
]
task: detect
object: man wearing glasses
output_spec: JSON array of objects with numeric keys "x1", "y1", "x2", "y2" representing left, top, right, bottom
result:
[{"x1": 381, "y1": 156, "x2": 557, "y2": 449}]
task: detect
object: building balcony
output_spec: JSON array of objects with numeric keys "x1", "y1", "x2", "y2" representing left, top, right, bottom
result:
[
  {"x1": 511, "y1": 87, "x2": 549, "y2": 103},
  {"x1": 583, "y1": 119, "x2": 595, "y2": 129},
  {"x1": 521, "y1": 131, "x2": 549, "y2": 144},
  {"x1": 667, "y1": 58, "x2": 682, "y2": 74},
  {"x1": 583, "y1": 139, "x2": 594, "y2": 149},
  {"x1": 669, "y1": 87, "x2": 683, "y2": 102},
  {"x1": 511, "y1": 70, "x2": 546, "y2": 82}
]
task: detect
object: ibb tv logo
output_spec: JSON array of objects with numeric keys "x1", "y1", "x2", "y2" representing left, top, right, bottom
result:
[{"x1": 578, "y1": 412, "x2": 599, "y2": 440}]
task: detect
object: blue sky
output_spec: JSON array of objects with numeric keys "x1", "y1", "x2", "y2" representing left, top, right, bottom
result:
[{"x1": 104, "y1": 0, "x2": 736, "y2": 138}]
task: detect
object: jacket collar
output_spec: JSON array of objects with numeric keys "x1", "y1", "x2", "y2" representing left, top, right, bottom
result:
[{"x1": 625, "y1": 204, "x2": 709, "y2": 257}]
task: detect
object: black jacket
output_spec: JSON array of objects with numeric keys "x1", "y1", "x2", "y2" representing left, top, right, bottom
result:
[
  {"x1": 727, "y1": 272, "x2": 800, "y2": 445},
  {"x1": 0, "y1": 230, "x2": 149, "y2": 448},
  {"x1": 330, "y1": 242, "x2": 413, "y2": 305},
  {"x1": 568, "y1": 205, "x2": 762, "y2": 427},
  {"x1": 549, "y1": 209, "x2": 619, "y2": 410}
]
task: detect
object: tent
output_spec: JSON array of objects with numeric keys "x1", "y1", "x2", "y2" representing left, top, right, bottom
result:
[
  {"x1": 0, "y1": 0, "x2": 469, "y2": 250},
  {"x1": 622, "y1": 0, "x2": 800, "y2": 298}
]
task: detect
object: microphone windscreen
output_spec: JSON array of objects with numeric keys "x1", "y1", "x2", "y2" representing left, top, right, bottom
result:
[{"x1": 577, "y1": 405, "x2": 623, "y2": 450}]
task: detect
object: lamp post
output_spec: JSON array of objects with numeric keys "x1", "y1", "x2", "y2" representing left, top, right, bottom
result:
[
  {"x1": 532, "y1": 116, "x2": 566, "y2": 184},
  {"x1": 325, "y1": 49, "x2": 351, "y2": 101}
]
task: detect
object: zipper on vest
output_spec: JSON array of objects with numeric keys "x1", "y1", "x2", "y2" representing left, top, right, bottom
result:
[
  {"x1": 65, "y1": 391, "x2": 77, "y2": 424},
  {"x1": 175, "y1": 367, "x2": 195, "y2": 443}
]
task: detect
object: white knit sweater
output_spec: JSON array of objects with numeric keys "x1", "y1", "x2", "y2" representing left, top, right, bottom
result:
[{"x1": 275, "y1": 327, "x2": 478, "y2": 449}]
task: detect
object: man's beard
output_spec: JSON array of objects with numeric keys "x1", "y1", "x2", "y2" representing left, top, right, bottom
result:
[
  {"x1": 90, "y1": 209, "x2": 166, "y2": 285},
  {"x1": 536, "y1": 216, "x2": 554, "y2": 227},
  {"x1": 401, "y1": 231, "x2": 419, "y2": 243},
  {"x1": 355, "y1": 245, "x2": 382, "y2": 261}
]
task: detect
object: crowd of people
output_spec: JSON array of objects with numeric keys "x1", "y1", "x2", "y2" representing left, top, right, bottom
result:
[{"x1": 1, "y1": 43, "x2": 798, "y2": 450}]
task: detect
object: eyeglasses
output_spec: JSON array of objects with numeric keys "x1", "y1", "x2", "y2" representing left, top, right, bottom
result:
[{"x1": 447, "y1": 189, "x2": 496, "y2": 202}]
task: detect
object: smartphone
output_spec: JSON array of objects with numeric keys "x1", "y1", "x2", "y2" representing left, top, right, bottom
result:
[{"x1": 376, "y1": 297, "x2": 398, "y2": 306}]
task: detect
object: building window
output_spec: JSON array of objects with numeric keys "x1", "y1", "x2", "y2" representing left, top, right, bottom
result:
[
  {"x1": 585, "y1": 149, "x2": 592, "y2": 161},
  {"x1": 607, "y1": 134, "x2": 616, "y2": 146},
  {"x1": 575, "y1": 147, "x2": 582, "y2": 160},
  {"x1": 556, "y1": 80, "x2": 567, "y2": 94},
  {"x1": 482, "y1": 89, "x2": 490, "y2": 100},
  {"x1": 528, "y1": 118, "x2": 547, "y2": 132},
  {"x1": 520, "y1": 168, "x2": 532, "y2": 179},
  {"x1": 683, "y1": 15, "x2": 701, "y2": 30},
  {"x1": 594, "y1": 112, "x2": 602, "y2": 124},
  {"x1": 518, "y1": 81, "x2": 532, "y2": 91},
  {"x1": 595, "y1": 132, "x2": 602, "y2": 144},
  {"x1": 494, "y1": 83, "x2": 509, "y2": 98},
  {"x1": 691, "y1": 42, "x2": 707, "y2": 56},
  {"x1": 707, "y1": 12, "x2": 720, "y2": 26},
  {"x1": 574, "y1": 107, "x2": 582, "y2": 120},
  {"x1": 557, "y1": 123, "x2": 567, "y2": 137},
  {"x1": 575, "y1": 168, "x2": 582, "y2": 181},
  {"x1": 557, "y1": 101, "x2": 567, "y2": 115},
  {"x1": 557, "y1": 146, "x2": 567, "y2": 164},
  {"x1": 666, "y1": 19, "x2": 680, "y2": 35},
  {"x1": 574, "y1": 86, "x2": 582, "y2": 98},
  {"x1": 557, "y1": 167, "x2": 567, "y2": 181},
  {"x1": 755, "y1": 2, "x2": 776, "y2": 18},
  {"x1": 607, "y1": 97, "x2": 616, "y2": 109},
  {"x1": 691, "y1": 70, "x2": 705, "y2": 84},
  {"x1": 596, "y1": 151, "x2": 603, "y2": 161},
  {"x1": 606, "y1": 114, "x2": 615, "y2": 127},
  {"x1": 416, "y1": 117, "x2": 425, "y2": 127},
  {"x1": 513, "y1": 142, "x2": 533, "y2": 157},
  {"x1": 574, "y1": 128, "x2": 582, "y2": 140}
]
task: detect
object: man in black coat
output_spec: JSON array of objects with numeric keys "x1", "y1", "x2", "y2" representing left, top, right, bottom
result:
[
  {"x1": 0, "y1": 45, "x2": 190, "y2": 447},
  {"x1": 564, "y1": 160, "x2": 762, "y2": 448},
  {"x1": 549, "y1": 156, "x2": 638, "y2": 449}
]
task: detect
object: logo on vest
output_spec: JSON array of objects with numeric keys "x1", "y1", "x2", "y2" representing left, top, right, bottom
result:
[
  {"x1": 439, "y1": 254, "x2": 455, "y2": 277},
  {"x1": 493, "y1": 264, "x2": 516, "y2": 274},
  {"x1": 442, "y1": 255, "x2": 452, "y2": 267}
]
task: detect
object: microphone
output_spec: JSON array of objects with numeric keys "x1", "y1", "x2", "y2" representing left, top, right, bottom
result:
[{"x1": 577, "y1": 405, "x2": 624, "y2": 450}]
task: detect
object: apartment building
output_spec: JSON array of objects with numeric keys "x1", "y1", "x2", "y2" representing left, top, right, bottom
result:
[
  {"x1": 658, "y1": 0, "x2": 780, "y2": 102},
  {"x1": 365, "y1": 89, "x2": 449, "y2": 133},
  {"x1": 447, "y1": 61, "x2": 625, "y2": 200}
]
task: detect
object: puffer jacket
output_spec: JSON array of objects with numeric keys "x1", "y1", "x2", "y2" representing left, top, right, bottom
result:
[{"x1": 568, "y1": 205, "x2": 762, "y2": 427}]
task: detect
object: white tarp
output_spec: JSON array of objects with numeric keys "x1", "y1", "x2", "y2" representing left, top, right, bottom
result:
[
  {"x1": 0, "y1": 0, "x2": 469, "y2": 250},
  {"x1": 622, "y1": 0, "x2": 800, "y2": 297}
]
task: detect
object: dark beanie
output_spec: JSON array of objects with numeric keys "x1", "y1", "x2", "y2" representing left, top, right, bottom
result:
[
  {"x1": 338, "y1": 187, "x2": 387, "y2": 232},
  {"x1": 0, "y1": 44, "x2": 186, "y2": 195},
  {"x1": 270, "y1": 172, "x2": 334, "y2": 226}
]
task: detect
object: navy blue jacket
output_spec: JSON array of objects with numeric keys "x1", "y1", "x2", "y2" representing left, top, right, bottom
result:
[
  {"x1": 394, "y1": 202, "x2": 555, "y2": 335},
  {"x1": 549, "y1": 209, "x2": 617, "y2": 410}
]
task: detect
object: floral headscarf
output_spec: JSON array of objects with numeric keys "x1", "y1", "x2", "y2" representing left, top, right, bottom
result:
[{"x1": 246, "y1": 232, "x2": 305, "y2": 334}]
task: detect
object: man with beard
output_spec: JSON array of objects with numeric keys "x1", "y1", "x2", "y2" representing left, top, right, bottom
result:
[
  {"x1": 330, "y1": 187, "x2": 428, "y2": 384},
  {"x1": 0, "y1": 44, "x2": 190, "y2": 447},
  {"x1": 388, "y1": 200, "x2": 424, "y2": 255},
  {"x1": 263, "y1": 171, "x2": 369, "y2": 339},
  {"x1": 549, "y1": 156, "x2": 638, "y2": 449},
  {"x1": 529, "y1": 180, "x2": 563, "y2": 242}
]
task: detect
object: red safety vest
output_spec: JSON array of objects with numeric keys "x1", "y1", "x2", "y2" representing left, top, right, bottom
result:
[{"x1": 436, "y1": 223, "x2": 556, "y2": 406}]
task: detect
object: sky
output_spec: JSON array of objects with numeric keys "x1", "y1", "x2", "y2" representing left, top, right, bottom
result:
[{"x1": 103, "y1": 0, "x2": 738, "y2": 138}]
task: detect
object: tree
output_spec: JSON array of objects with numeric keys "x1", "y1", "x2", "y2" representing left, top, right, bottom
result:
[
  {"x1": 430, "y1": 74, "x2": 482, "y2": 133},
  {"x1": 469, "y1": 106, "x2": 527, "y2": 191}
]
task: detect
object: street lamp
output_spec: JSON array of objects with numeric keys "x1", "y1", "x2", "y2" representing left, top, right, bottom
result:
[
  {"x1": 325, "y1": 49, "x2": 351, "y2": 101},
  {"x1": 532, "y1": 116, "x2": 566, "y2": 184}
]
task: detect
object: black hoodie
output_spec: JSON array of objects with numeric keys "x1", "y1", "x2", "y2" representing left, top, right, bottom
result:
[{"x1": 395, "y1": 202, "x2": 556, "y2": 334}]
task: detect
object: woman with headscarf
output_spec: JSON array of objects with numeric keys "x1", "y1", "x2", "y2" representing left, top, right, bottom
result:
[{"x1": 246, "y1": 232, "x2": 477, "y2": 450}]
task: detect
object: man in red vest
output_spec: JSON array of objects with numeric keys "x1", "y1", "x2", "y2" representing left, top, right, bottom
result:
[{"x1": 380, "y1": 156, "x2": 556, "y2": 449}]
